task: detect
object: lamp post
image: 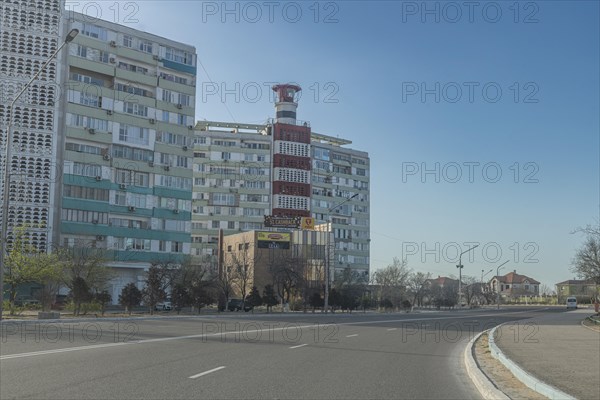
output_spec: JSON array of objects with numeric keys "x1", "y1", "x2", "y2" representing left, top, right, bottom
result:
[
  {"x1": 481, "y1": 268, "x2": 493, "y2": 305},
  {"x1": 495, "y1": 260, "x2": 509, "y2": 310},
  {"x1": 456, "y1": 244, "x2": 479, "y2": 308},
  {"x1": 0, "y1": 29, "x2": 79, "y2": 320},
  {"x1": 481, "y1": 268, "x2": 493, "y2": 284},
  {"x1": 323, "y1": 193, "x2": 358, "y2": 314}
]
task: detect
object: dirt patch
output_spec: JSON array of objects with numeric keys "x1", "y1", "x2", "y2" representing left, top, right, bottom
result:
[{"x1": 474, "y1": 332, "x2": 547, "y2": 400}]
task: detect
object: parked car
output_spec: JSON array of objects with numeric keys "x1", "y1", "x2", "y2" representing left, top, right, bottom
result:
[
  {"x1": 566, "y1": 296, "x2": 577, "y2": 310},
  {"x1": 227, "y1": 299, "x2": 253, "y2": 312},
  {"x1": 155, "y1": 301, "x2": 172, "y2": 311}
]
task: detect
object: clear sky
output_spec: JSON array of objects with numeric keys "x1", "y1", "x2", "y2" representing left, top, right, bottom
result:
[{"x1": 75, "y1": 1, "x2": 599, "y2": 290}]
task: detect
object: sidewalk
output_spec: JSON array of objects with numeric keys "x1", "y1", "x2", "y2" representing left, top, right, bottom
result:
[{"x1": 494, "y1": 309, "x2": 600, "y2": 400}]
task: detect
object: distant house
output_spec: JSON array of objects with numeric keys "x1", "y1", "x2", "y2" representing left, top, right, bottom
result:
[
  {"x1": 489, "y1": 270, "x2": 540, "y2": 298},
  {"x1": 425, "y1": 276, "x2": 459, "y2": 289},
  {"x1": 555, "y1": 279, "x2": 598, "y2": 302},
  {"x1": 424, "y1": 276, "x2": 460, "y2": 307}
]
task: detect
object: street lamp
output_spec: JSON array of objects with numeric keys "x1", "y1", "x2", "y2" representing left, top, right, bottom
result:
[
  {"x1": 481, "y1": 268, "x2": 493, "y2": 284},
  {"x1": 0, "y1": 29, "x2": 79, "y2": 320},
  {"x1": 323, "y1": 193, "x2": 358, "y2": 314},
  {"x1": 495, "y1": 260, "x2": 509, "y2": 310},
  {"x1": 456, "y1": 244, "x2": 479, "y2": 308}
]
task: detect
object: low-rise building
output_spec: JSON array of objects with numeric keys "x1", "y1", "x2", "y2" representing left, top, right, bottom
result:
[
  {"x1": 219, "y1": 229, "x2": 332, "y2": 300},
  {"x1": 489, "y1": 270, "x2": 540, "y2": 298},
  {"x1": 555, "y1": 279, "x2": 598, "y2": 303}
]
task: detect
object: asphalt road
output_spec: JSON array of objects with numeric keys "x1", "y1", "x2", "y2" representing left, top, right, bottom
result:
[{"x1": 0, "y1": 307, "x2": 560, "y2": 399}]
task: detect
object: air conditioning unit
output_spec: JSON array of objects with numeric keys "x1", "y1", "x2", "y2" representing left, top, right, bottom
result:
[
  {"x1": 163, "y1": 165, "x2": 170, "y2": 171},
  {"x1": 173, "y1": 209, "x2": 180, "y2": 214},
  {"x1": 153, "y1": 55, "x2": 160, "y2": 60},
  {"x1": 109, "y1": 40, "x2": 117, "y2": 47},
  {"x1": 103, "y1": 154, "x2": 110, "y2": 161},
  {"x1": 149, "y1": 118, "x2": 155, "y2": 124},
  {"x1": 148, "y1": 161, "x2": 154, "y2": 167},
  {"x1": 209, "y1": 212, "x2": 214, "y2": 216},
  {"x1": 128, "y1": 206, "x2": 136, "y2": 212},
  {"x1": 96, "y1": 235, "x2": 104, "y2": 241},
  {"x1": 109, "y1": 57, "x2": 116, "y2": 63},
  {"x1": 119, "y1": 183, "x2": 127, "y2": 189},
  {"x1": 176, "y1": 103, "x2": 183, "y2": 109},
  {"x1": 223, "y1": 159, "x2": 228, "y2": 163},
  {"x1": 92, "y1": 219, "x2": 99, "y2": 224},
  {"x1": 95, "y1": 175, "x2": 102, "y2": 181},
  {"x1": 187, "y1": 125, "x2": 194, "y2": 130},
  {"x1": 88, "y1": 128, "x2": 96, "y2": 134},
  {"x1": 106, "y1": 110, "x2": 113, "y2": 115},
  {"x1": 182, "y1": 145, "x2": 188, "y2": 151}
]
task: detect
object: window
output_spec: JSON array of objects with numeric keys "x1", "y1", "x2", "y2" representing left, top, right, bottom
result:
[
  {"x1": 70, "y1": 72, "x2": 104, "y2": 86},
  {"x1": 70, "y1": 114, "x2": 109, "y2": 131},
  {"x1": 112, "y1": 145, "x2": 153, "y2": 162},
  {"x1": 227, "y1": 221, "x2": 235, "y2": 229},
  {"x1": 222, "y1": 152, "x2": 231, "y2": 160},
  {"x1": 116, "y1": 238, "x2": 151, "y2": 251},
  {"x1": 79, "y1": 92, "x2": 101, "y2": 107},
  {"x1": 157, "y1": 175, "x2": 192, "y2": 190},
  {"x1": 123, "y1": 102, "x2": 148, "y2": 117},
  {"x1": 165, "y1": 47, "x2": 194, "y2": 65},
  {"x1": 162, "y1": 90, "x2": 172, "y2": 103},
  {"x1": 122, "y1": 35, "x2": 133, "y2": 47},
  {"x1": 63, "y1": 186, "x2": 109, "y2": 201},
  {"x1": 119, "y1": 125, "x2": 149, "y2": 146},
  {"x1": 72, "y1": 162, "x2": 101, "y2": 177},
  {"x1": 61, "y1": 209, "x2": 108, "y2": 224},
  {"x1": 212, "y1": 221, "x2": 219, "y2": 229},
  {"x1": 171, "y1": 241, "x2": 183, "y2": 253},
  {"x1": 81, "y1": 23, "x2": 107, "y2": 40},
  {"x1": 159, "y1": 241, "x2": 167, "y2": 252},
  {"x1": 212, "y1": 193, "x2": 236, "y2": 206},
  {"x1": 65, "y1": 142, "x2": 103, "y2": 155},
  {"x1": 139, "y1": 40, "x2": 153, "y2": 53}
]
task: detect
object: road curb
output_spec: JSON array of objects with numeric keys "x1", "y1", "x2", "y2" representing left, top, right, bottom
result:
[
  {"x1": 464, "y1": 329, "x2": 510, "y2": 400},
  {"x1": 488, "y1": 325, "x2": 576, "y2": 400}
]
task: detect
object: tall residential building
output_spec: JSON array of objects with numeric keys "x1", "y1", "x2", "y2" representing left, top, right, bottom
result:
[
  {"x1": 59, "y1": 13, "x2": 196, "y2": 299},
  {"x1": 192, "y1": 85, "x2": 370, "y2": 278},
  {"x1": 0, "y1": 0, "x2": 65, "y2": 252}
]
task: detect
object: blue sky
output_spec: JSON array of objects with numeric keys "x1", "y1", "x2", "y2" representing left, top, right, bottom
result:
[{"x1": 82, "y1": 1, "x2": 599, "y2": 289}]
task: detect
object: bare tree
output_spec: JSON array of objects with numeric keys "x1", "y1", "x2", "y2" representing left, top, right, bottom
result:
[
  {"x1": 571, "y1": 233, "x2": 600, "y2": 302},
  {"x1": 372, "y1": 257, "x2": 411, "y2": 311},
  {"x1": 407, "y1": 271, "x2": 431, "y2": 310},
  {"x1": 57, "y1": 244, "x2": 113, "y2": 316},
  {"x1": 226, "y1": 241, "x2": 255, "y2": 309}
]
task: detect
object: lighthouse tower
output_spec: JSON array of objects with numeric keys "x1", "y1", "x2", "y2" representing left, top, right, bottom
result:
[{"x1": 270, "y1": 84, "x2": 311, "y2": 218}]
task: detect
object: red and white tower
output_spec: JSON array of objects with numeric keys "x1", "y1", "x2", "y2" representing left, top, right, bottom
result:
[{"x1": 271, "y1": 84, "x2": 311, "y2": 218}]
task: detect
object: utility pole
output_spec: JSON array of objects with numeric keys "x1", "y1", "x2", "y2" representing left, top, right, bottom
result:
[
  {"x1": 323, "y1": 193, "x2": 358, "y2": 313},
  {"x1": 456, "y1": 244, "x2": 479, "y2": 308},
  {"x1": 495, "y1": 260, "x2": 509, "y2": 310}
]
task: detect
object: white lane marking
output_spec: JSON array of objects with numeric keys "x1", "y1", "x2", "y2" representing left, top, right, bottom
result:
[
  {"x1": 188, "y1": 366, "x2": 225, "y2": 379},
  {"x1": 387, "y1": 328, "x2": 397, "y2": 331},
  {"x1": 1, "y1": 309, "x2": 539, "y2": 360},
  {"x1": 289, "y1": 344, "x2": 308, "y2": 349},
  {"x1": 346, "y1": 334, "x2": 358, "y2": 338},
  {"x1": 0, "y1": 342, "x2": 129, "y2": 360}
]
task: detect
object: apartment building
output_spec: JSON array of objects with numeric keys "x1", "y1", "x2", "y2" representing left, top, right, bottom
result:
[
  {"x1": 0, "y1": 0, "x2": 65, "y2": 252},
  {"x1": 59, "y1": 13, "x2": 196, "y2": 299},
  {"x1": 192, "y1": 85, "x2": 370, "y2": 279}
]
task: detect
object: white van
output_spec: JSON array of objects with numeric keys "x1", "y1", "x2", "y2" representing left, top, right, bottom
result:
[{"x1": 566, "y1": 297, "x2": 577, "y2": 310}]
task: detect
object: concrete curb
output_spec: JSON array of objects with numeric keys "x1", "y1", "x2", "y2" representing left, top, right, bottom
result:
[
  {"x1": 488, "y1": 325, "x2": 576, "y2": 400},
  {"x1": 581, "y1": 317, "x2": 600, "y2": 333},
  {"x1": 463, "y1": 329, "x2": 510, "y2": 400}
]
